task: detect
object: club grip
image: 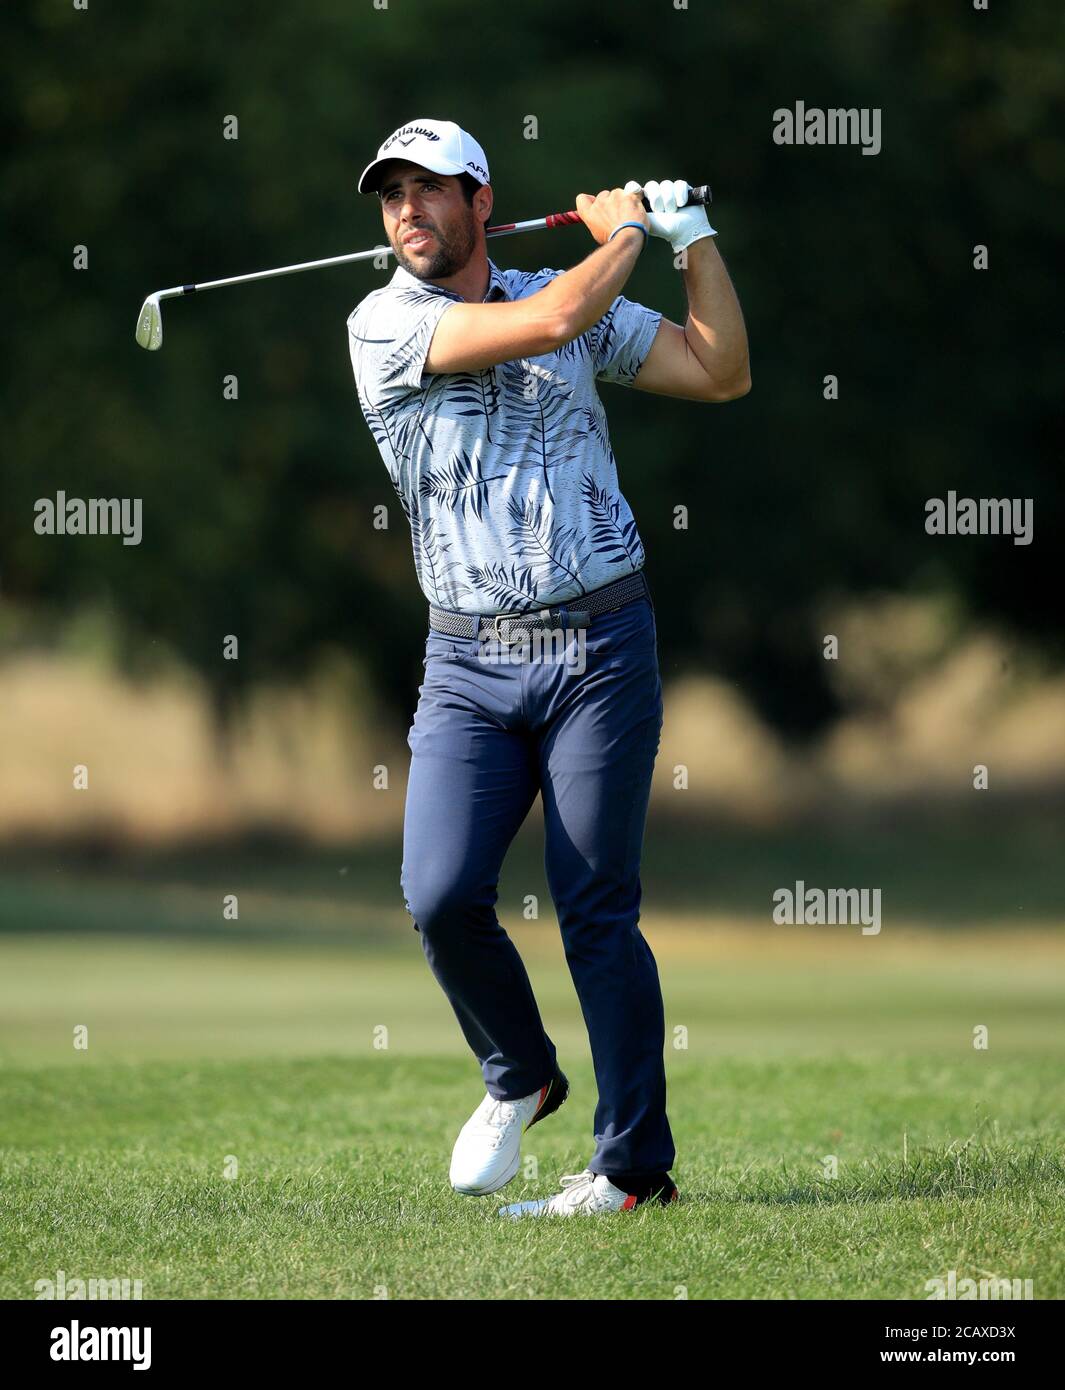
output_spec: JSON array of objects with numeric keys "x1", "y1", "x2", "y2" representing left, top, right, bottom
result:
[{"x1": 641, "y1": 182, "x2": 711, "y2": 209}]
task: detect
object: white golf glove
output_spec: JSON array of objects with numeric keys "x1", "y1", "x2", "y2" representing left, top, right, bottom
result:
[{"x1": 624, "y1": 178, "x2": 716, "y2": 254}]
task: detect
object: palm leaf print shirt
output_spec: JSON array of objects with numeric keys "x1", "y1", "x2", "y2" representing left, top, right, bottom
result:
[{"x1": 347, "y1": 257, "x2": 662, "y2": 615}]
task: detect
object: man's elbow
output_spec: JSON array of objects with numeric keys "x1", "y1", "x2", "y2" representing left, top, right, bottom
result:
[
  {"x1": 543, "y1": 306, "x2": 584, "y2": 355},
  {"x1": 701, "y1": 368, "x2": 752, "y2": 403},
  {"x1": 519, "y1": 309, "x2": 575, "y2": 358},
  {"x1": 544, "y1": 314, "x2": 578, "y2": 356}
]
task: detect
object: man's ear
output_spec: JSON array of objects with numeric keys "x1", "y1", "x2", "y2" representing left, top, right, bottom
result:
[{"x1": 474, "y1": 183, "x2": 494, "y2": 225}]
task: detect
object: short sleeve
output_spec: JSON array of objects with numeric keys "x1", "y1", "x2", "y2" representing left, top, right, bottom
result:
[
  {"x1": 593, "y1": 295, "x2": 663, "y2": 387},
  {"x1": 348, "y1": 292, "x2": 455, "y2": 401}
]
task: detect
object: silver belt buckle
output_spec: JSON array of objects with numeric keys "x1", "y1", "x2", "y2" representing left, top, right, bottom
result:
[
  {"x1": 492, "y1": 606, "x2": 590, "y2": 645},
  {"x1": 491, "y1": 611, "x2": 535, "y2": 646},
  {"x1": 494, "y1": 608, "x2": 556, "y2": 644}
]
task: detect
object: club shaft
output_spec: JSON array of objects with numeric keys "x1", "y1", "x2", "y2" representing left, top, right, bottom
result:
[
  {"x1": 161, "y1": 218, "x2": 568, "y2": 298},
  {"x1": 158, "y1": 182, "x2": 711, "y2": 300},
  {"x1": 166, "y1": 222, "x2": 542, "y2": 297}
]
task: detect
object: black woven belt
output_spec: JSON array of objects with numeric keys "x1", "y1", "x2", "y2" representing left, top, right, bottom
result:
[{"x1": 429, "y1": 571, "x2": 649, "y2": 645}]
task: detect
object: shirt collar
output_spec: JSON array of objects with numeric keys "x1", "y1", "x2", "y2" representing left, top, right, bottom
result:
[{"x1": 390, "y1": 257, "x2": 509, "y2": 304}]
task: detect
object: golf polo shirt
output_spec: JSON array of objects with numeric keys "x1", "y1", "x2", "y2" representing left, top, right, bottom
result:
[{"x1": 347, "y1": 257, "x2": 662, "y2": 615}]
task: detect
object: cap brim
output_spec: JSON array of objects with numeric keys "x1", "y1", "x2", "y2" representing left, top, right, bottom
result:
[{"x1": 357, "y1": 155, "x2": 471, "y2": 195}]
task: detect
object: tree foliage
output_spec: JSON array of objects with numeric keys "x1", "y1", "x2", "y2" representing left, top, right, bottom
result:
[{"x1": 2, "y1": 0, "x2": 1061, "y2": 738}]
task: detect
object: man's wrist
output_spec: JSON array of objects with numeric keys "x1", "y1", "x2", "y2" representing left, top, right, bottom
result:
[
  {"x1": 608, "y1": 221, "x2": 649, "y2": 248},
  {"x1": 670, "y1": 225, "x2": 717, "y2": 255}
]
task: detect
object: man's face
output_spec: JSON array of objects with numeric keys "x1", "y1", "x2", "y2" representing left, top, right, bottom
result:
[{"x1": 378, "y1": 162, "x2": 484, "y2": 280}]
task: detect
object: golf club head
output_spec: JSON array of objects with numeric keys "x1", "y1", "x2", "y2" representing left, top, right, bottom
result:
[{"x1": 135, "y1": 293, "x2": 163, "y2": 350}]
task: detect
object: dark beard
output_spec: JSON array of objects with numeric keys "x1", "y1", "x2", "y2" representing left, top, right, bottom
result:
[{"x1": 396, "y1": 214, "x2": 477, "y2": 280}]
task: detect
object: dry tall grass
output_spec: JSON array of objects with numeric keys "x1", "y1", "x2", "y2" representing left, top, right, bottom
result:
[{"x1": 3, "y1": 596, "x2": 1063, "y2": 844}]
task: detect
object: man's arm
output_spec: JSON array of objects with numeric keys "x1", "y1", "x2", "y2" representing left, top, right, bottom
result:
[
  {"x1": 424, "y1": 188, "x2": 648, "y2": 374},
  {"x1": 633, "y1": 237, "x2": 751, "y2": 402}
]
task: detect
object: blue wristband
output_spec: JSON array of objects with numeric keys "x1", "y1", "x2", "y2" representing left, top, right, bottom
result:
[{"x1": 608, "y1": 220, "x2": 649, "y2": 243}]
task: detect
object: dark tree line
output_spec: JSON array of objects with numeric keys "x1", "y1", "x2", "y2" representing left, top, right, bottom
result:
[{"x1": 2, "y1": 0, "x2": 1060, "y2": 740}]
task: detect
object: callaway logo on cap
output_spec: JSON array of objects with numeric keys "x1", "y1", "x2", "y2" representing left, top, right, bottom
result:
[{"x1": 357, "y1": 118, "x2": 490, "y2": 195}]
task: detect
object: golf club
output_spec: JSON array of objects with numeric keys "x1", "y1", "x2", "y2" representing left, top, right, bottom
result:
[{"x1": 135, "y1": 183, "x2": 712, "y2": 350}]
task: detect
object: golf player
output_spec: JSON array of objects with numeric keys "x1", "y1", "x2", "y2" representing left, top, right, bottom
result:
[{"x1": 347, "y1": 119, "x2": 750, "y2": 1217}]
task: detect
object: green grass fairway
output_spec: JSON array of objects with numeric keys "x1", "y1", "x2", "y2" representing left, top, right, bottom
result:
[
  {"x1": 1, "y1": 828, "x2": 1063, "y2": 1298},
  {"x1": 2, "y1": 1051, "x2": 1063, "y2": 1300}
]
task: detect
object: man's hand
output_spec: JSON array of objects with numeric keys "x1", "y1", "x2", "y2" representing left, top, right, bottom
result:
[
  {"x1": 575, "y1": 187, "x2": 650, "y2": 247},
  {"x1": 625, "y1": 178, "x2": 716, "y2": 255}
]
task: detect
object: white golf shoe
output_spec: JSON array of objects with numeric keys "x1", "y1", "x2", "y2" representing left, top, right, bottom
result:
[
  {"x1": 449, "y1": 1065, "x2": 569, "y2": 1196},
  {"x1": 498, "y1": 1167, "x2": 679, "y2": 1217}
]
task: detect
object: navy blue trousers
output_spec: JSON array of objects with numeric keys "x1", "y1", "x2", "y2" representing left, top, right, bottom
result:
[{"x1": 400, "y1": 586, "x2": 675, "y2": 1178}]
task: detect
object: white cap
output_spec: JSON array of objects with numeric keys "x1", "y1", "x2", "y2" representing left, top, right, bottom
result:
[{"x1": 357, "y1": 118, "x2": 490, "y2": 195}]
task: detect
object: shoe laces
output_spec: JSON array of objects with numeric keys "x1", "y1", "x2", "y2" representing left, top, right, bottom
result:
[
  {"x1": 473, "y1": 1097, "x2": 524, "y2": 1150},
  {"x1": 549, "y1": 1169, "x2": 606, "y2": 1213}
]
